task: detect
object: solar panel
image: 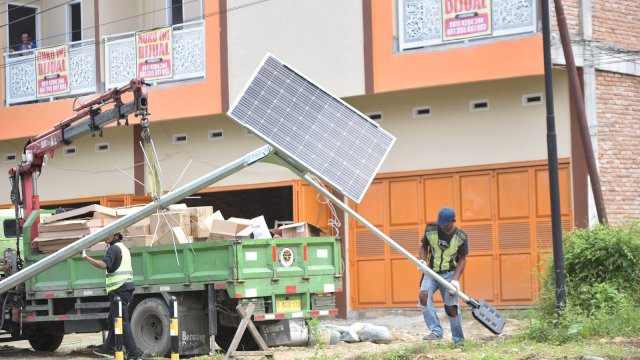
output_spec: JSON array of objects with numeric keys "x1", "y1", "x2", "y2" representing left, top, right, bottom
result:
[{"x1": 228, "y1": 54, "x2": 396, "y2": 203}]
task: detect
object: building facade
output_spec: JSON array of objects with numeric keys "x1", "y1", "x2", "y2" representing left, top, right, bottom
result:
[{"x1": 1, "y1": 0, "x2": 638, "y2": 314}]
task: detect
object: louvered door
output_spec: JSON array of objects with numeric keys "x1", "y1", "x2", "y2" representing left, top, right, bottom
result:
[{"x1": 349, "y1": 162, "x2": 572, "y2": 309}]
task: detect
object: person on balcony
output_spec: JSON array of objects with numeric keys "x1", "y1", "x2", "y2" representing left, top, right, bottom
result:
[{"x1": 17, "y1": 31, "x2": 37, "y2": 53}]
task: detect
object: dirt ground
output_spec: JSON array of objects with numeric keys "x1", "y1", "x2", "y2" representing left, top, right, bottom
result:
[{"x1": 0, "y1": 308, "x2": 523, "y2": 359}]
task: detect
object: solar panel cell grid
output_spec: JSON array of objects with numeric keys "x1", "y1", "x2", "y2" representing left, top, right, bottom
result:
[{"x1": 228, "y1": 54, "x2": 395, "y2": 203}]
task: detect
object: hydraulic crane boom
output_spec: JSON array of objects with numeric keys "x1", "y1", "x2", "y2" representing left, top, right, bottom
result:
[{"x1": 8, "y1": 79, "x2": 150, "y2": 249}]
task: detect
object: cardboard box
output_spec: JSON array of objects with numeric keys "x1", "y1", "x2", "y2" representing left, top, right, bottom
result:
[
  {"x1": 88, "y1": 242, "x2": 109, "y2": 251},
  {"x1": 123, "y1": 235, "x2": 154, "y2": 248},
  {"x1": 168, "y1": 203, "x2": 188, "y2": 211},
  {"x1": 35, "y1": 237, "x2": 80, "y2": 253},
  {"x1": 153, "y1": 227, "x2": 192, "y2": 246},
  {"x1": 279, "y1": 222, "x2": 327, "y2": 238},
  {"x1": 115, "y1": 206, "x2": 145, "y2": 216},
  {"x1": 38, "y1": 228, "x2": 96, "y2": 239},
  {"x1": 122, "y1": 217, "x2": 151, "y2": 237},
  {"x1": 123, "y1": 224, "x2": 151, "y2": 237},
  {"x1": 204, "y1": 211, "x2": 251, "y2": 241},
  {"x1": 191, "y1": 221, "x2": 210, "y2": 239},
  {"x1": 150, "y1": 211, "x2": 191, "y2": 238},
  {"x1": 187, "y1": 206, "x2": 214, "y2": 221},
  {"x1": 38, "y1": 218, "x2": 106, "y2": 232},
  {"x1": 42, "y1": 204, "x2": 117, "y2": 224}
]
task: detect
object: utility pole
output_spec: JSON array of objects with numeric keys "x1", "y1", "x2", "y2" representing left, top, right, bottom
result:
[{"x1": 541, "y1": 0, "x2": 566, "y2": 312}]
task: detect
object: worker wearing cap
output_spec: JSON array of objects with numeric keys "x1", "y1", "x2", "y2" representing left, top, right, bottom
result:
[
  {"x1": 417, "y1": 207, "x2": 468, "y2": 346},
  {"x1": 83, "y1": 233, "x2": 142, "y2": 359}
]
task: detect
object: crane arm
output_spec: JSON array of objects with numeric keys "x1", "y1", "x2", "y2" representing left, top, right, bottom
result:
[{"x1": 8, "y1": 79, "x2": 150, "y2": 246}]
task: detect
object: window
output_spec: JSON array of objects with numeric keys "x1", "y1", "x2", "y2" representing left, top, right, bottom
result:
[
  {"x1": 95, "y1": 143, "x2": 110, "y2": 152},
  {"x1": 398, "y1": 0, "x2": 537, "y2": 51},
  {"x1": 413, "y1": 106, "x2": 432, "y2": 118},
  {"x1": 470, "y1": 99, "x2": 489, "y2": 112},
  {"x1": 63, "y1": 146, "x2": 77, "y2": 156},
  {"x1": 3, "y1": 153, "x2": 17, "y2": 163},
  {"x1": 168, "y1": 0, "x2": 184, "y2": 25},
  {"x1": 209, "y1": 130, "x2": 224, "y2": 140},
  {"x1": 366, "y1": 112, "x2": 383, "y2": 124},
  {"x1": 8, "y1": 4, "x2": 38, "y2": 52},
  {"x1": 522, "y1": 93, "x2": 543, "y2": 106},
  {"x1": 68, "y1": 1, "x2": 82, "y2": 42},
  {"x1": 3, "y1": 219, "x2": 17, "y2": 238},
  {"x1": 173, "y1": 133, "x2": 188, "y2": 144}
]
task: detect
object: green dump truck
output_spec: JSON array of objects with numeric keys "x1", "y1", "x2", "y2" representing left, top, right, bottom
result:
[{"x1": 1, "y1": 209, "x2": 343, "y2": 356}]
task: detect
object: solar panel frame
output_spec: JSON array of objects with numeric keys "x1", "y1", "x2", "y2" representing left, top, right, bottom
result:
[{"x1": 228, "y1": 54, "x2": 396, "y2": 203}]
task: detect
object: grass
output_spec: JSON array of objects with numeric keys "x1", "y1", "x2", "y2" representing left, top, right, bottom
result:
[{"x1": 347, "y1": 337, "x2": 640, "y2": 360}]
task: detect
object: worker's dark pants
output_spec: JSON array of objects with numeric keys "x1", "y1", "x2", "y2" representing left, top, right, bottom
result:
[{"x1": 104, "y1": 287, "x2": 141, "y2": 357}]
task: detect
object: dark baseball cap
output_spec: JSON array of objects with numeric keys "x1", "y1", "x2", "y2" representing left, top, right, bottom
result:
[{"x1": 437, "y1": 207, "x2": 456, "y2": 227}]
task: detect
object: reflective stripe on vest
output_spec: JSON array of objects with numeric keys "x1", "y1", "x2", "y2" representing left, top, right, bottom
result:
[
  {"x1": 105, "y1": 242, "x2": 133, "y2": 294},
  {"x1": 426, "y1": 224, "x2": 465, "y2": 272}
]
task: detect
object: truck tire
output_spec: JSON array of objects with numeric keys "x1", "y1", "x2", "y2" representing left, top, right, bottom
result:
[
  {"x1": 131, "y1": 297, "x2": 171, "y2": 357},
  {"x1": 28, "y1": 333, "x2": 64, "y2": 351}
]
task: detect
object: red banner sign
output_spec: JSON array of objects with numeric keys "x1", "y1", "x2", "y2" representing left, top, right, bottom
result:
[
  {"x1": 136, "y1": 27, "x2": 173, "y2": 81},
  {"x1": 35, "y1": 45, "x2": 70, "y2": 97},
  {"x1": 442, "y1": 0, "x2": 492, "y2": 41}
]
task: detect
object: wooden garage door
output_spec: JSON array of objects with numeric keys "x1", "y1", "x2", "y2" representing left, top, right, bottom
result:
[{"x1": 349, "y1": 162, "x2": 572, "y2": 309}]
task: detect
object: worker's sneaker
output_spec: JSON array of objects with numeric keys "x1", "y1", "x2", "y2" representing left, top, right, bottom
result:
[
  {"x1": 452, "y1": 339, "x2": 465, "y2": 348},
  {"x1": 422, "y1": 333, "x2": 442, "y2": 340},
  {"x1": 92, "y1": 348, "x2": 114, "y2": 358}
]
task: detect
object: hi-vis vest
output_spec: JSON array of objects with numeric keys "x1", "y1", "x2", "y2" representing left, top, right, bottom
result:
[
  {"x1": 105, "y1": 242, "x2": 133, "y2": 294},
  {"x1": 425, "y1": 224, "x2": 467, "y2": 272}
]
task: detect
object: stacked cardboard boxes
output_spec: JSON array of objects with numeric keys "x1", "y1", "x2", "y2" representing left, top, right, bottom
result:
[
  {"x1": 33, "y1": 203, "x2": 328, "y2": 253},
  {"x1": 35, "y1": 205, "x2": 117, "y2": 253}
]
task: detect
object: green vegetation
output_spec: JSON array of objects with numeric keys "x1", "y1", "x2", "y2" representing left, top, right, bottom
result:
[
  {"x1": 186, "y1": 224, "x2": 640, "y2": 359},
  {"x1": 348, "y1": 338, "x2": 639, "y2": 360},
  {"x1": 300, "y1": 317, "x2": 341, "y2": 360},
  {"x1": 523, "y1": 222, "x2": 640, "y2": 344}
]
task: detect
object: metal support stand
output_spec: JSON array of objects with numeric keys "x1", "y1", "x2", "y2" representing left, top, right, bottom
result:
[{"x1": 223, "y1": 303, "x2": 273, "y2": 360}]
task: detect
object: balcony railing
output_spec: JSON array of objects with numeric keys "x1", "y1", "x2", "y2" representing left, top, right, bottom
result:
[
  {"x1": 105, "y1": 21, "x2": 206, "y2": 89},
  {"x1": 3, "y1": 21, "x2": 205, "y2": 106},
  {"x1": 4, "y1": 39, "x2": 97, "y2": 105}
]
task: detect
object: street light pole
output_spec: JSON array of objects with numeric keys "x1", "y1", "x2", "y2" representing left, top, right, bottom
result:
[{"x1": 541, "y1": 0, "x2": 567, "y2": 312}]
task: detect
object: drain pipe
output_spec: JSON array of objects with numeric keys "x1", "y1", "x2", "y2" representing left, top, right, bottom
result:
[{"x1": 554, "y1": 0, "x2": 608, "y2": 224}]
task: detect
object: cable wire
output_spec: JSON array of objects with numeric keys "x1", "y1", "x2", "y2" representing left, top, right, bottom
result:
[
  {"x1": 0, "y1": 1, "x2": 73, "y2": 29},
  {"x1": 1, "y1": 0, "x2": 268, "y2": 67},
  {"x1": 0, "y1": 0, "x2": 40, "y2": 16}
]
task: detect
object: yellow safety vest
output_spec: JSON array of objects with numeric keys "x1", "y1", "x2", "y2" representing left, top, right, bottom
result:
[
  {"x1": 425, "y1": 224, "x2": 466, "y2": 272},
  {"x1": 105, "y1": 242, "x2": 133, "y2": 294}
]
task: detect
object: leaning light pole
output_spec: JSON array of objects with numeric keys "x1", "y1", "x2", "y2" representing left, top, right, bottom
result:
[
  {"x1": 227, "y1": 54, "x2": 505, "y2": 334},
  {"x1": 1, "y1": 54, "x2": 505, "y2": 335}
]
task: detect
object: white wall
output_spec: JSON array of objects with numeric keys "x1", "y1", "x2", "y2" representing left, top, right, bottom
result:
[
  {"x1": 146, "y1": 114, "x2": 296, "y2": 192},
  {"x1": 0, "y1": 72, "x2": 572, "y2": 204},
  {"x1": 346, "y1": 71, "x2": 572, "y2": 172},
  {"x1": 39, "y1": 0, "x2": 67, "y2": 47},
  {"x1": 0, "y1": 125, "x2": 134, "y2": 203},
  {"x1": 227, "y1": 0, "x2": 365, "y2": 103}
]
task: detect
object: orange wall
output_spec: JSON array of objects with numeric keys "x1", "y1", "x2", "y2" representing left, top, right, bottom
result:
[
  {"x1": 371, "y1": 1, "x2": 545, "y2": 93},
  {"x1": 0, "y1": 1, "x2": 223, "y2": 141}
]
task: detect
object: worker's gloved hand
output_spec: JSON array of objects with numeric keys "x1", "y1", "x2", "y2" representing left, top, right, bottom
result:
[
  {"x1": 82, "y1": 249, "x2": 87, "y2": 259},
  {"x1": 417, "y1": 259, "x2": 428, "y2": 273},
  {"x1": 449, "y1": 280, "x2": 460, "y2": 295}
]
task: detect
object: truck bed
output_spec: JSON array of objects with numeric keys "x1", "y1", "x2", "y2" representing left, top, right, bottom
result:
[{"x1": 25, "y1": 236, "x2": 343, "y2": 311}]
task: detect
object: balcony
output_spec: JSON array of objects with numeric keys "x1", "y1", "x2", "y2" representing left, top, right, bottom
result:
[
  {"x1": 3, "y1": 21, "x2": 205, "y2": 106},
  {"x1": 4, "y1": 39, "x2": 96, "y2": 105}
]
